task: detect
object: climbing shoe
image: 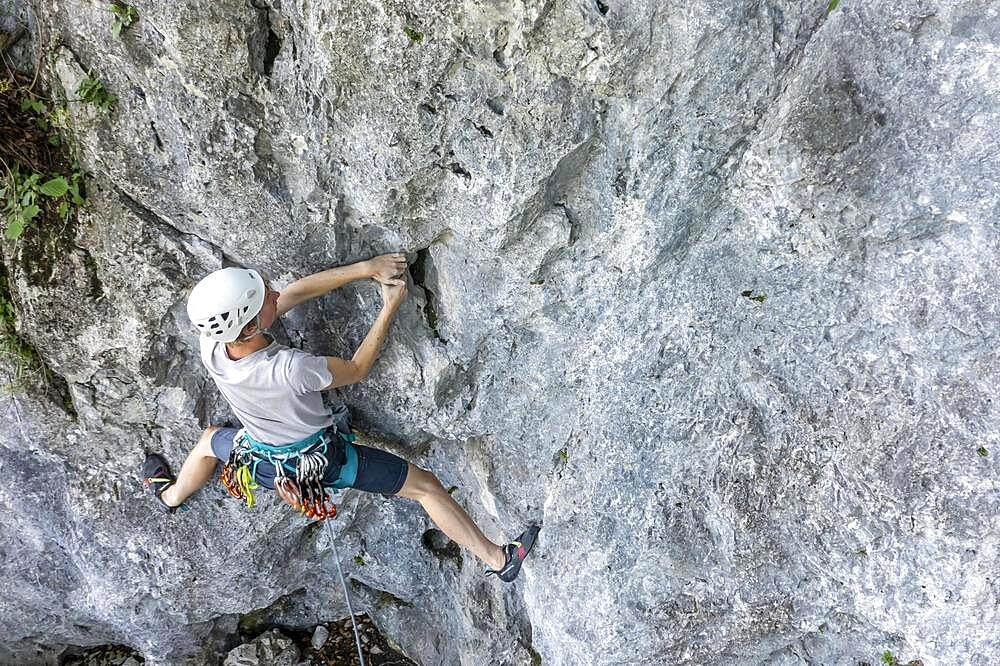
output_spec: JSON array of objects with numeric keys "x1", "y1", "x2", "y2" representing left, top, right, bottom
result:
[
  {"x1": 142, "y1": 453, "x2": 185, "y2": 513},
  {"x1": 485, "y1": 525, "x2": 541, "y2": 583}
]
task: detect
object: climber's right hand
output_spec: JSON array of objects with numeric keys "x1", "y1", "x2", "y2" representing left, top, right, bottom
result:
[{"x1": 380, "y1": 278, "x2": 408, "y2": 313}]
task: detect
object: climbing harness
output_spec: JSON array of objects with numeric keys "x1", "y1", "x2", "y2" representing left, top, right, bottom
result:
[{"x1": 220, "y1": 425, "x2": 352, "y2": 519}]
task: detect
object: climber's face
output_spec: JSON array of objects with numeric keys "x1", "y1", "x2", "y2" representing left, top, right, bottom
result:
[{"x1": 256, "y1": 278, "x2": 281, "y2": 329}]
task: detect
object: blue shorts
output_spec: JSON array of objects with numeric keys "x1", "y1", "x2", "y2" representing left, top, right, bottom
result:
[{"x1": 210, "y1": 428, "x2": 409, "y2": 496}]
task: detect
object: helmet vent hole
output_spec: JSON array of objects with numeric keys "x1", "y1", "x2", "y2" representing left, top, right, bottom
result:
[{"x1": 219, "y1": 311, "x2": 229, "y2": 321}]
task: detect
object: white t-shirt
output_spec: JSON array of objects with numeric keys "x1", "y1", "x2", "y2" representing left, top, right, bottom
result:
[{"x1": 199, "y1": 336, "x2": 334, "y2": 444}]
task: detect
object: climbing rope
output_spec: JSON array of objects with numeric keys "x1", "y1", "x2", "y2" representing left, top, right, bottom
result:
[{"x1": 326, "y1": 518, "x2": 366, "y2": 666}]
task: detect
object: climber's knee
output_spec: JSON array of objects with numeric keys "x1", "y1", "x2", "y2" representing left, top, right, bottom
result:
[{"x1": 396, "y1": 465, "x2": 444, "y2": 501}]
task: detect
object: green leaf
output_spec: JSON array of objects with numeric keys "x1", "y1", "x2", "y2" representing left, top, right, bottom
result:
[
  {"x1": 39, "y1": 177, "x2": 69, "y2": 197},
  {"x1": 827, "y1": 0, "x2": 840, "y2": 12},
  {"x1": 47, "y1": 135, "x2": 61, "y2": 146},
  {"x1": 112, "y1": 19, "x2": 123, "y2": 37},
  {"x1": 30, "y1": 100, "x2": 45, "y2": 114},
  {"x1": 69, "y1": 181, "x2": 86, "y2": 205},
  {"x1": 6, "y1": 217, "x2": 26, "y2": 240},
  {"x1": 57, "y1": 201, "x2": 70, "y2": 219},
  {"x1": 353, "y1": 555, "x2": 365, "y2": 566},
  {"x1": 881, "y1": 651, "x2": 896, "y2": 666},
  {"x1": 21, "y1": 204, "x2": 40, "y2": 220},
  {"x1": 977, "y1": 446, "x2": 989, "y2": 457},
  {"x1": 20, "y1": 97, "x2": 31, "y2": 112},
  {"x1": 446, "y1": 485, "x2": 458, "y2": 495}
]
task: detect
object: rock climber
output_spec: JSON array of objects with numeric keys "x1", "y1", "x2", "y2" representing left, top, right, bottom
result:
[{"x1": 141, "y1": 254, "x2": 538, "y2": 582}]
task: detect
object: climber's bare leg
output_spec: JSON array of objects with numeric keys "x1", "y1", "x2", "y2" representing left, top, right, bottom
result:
[
  {"x1": 160, "y1": 427, "x2": 221, "y2": 508},
  {"x1": 396, "y1": 464, "x2": 506, "y2": 570}
]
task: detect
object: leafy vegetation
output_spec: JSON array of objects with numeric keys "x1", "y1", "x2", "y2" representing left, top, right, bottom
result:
[
  {"x1": 0, "y1": 43, "x2": 84, "y2": 411},
  {"x1": 403, "y1": 26, "x2": 424, "y2": 43},
  {"x1": 353, "y1": 554, "x2": 366, "y2": 566},
  {"x1": 741, "y1": 289, "x2": 767, "y2": 303},
  {"x1": 827, "y1": 0, "x2": 840, "y2": 12},
  {"x1": 109, "y1": 1, "x2": 139, "y2": 37},
  {"x1": 881, "y1": 650, "x2": 897, "y2": 666},
  {"x1": 977, "y1": 446, "x2": 989, "y2": 457},
  {"x1": 77, "y1": 74, "x2": 117, "y2": 112},
  {"x1": 0, "y1": 265, "x2": 43, "y2": 390},
  {"x1": 2, "y1": 167, "x2": 84, "y2": 240}
]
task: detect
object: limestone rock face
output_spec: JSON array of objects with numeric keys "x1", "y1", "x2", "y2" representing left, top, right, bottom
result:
[{"x1": 1, "y1": 0, "x2": 998, "y2": 665}]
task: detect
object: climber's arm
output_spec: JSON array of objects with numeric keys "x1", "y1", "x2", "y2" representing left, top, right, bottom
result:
[
  {"x1": 276, "y1": 253, "x2": 407, "y2": 317},
  {"x1": 323, "y1": 280, "x2": 407, "y2": 389}
]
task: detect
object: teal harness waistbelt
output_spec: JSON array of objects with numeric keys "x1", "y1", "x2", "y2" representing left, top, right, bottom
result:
[{"x1": 242, "y1": 428, "x2": 327, "y2": 453}]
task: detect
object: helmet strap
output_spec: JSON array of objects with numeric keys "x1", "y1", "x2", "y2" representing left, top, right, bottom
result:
[{"x1": 233, "y1": 315, "x2": 267, "y2": 344}]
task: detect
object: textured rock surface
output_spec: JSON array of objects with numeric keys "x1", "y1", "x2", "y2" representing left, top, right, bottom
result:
[
  {"x1": 222, "y1": 629, "x2": 299, "y2": 666},
  {"x1": 1, "y1": 0, "x2": 999, "y2": 664}
]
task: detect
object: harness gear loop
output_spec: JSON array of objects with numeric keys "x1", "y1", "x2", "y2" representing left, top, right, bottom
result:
[{"x1": 220, "y1": 426, "x2": 346, "y2": 520}]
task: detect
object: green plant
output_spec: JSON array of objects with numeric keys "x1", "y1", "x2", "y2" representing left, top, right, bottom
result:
[
  {"x1": 109, "y1": 1, "x2": 139, "y2": 37},
  {"x1": 1, "y1": 167, "x2": 85, "y2": 240},
  {"x1": 827, "y1": 0, "x2": 840, "y2": 12},
  {"x1": 17, "y1": 92, "x2": 68, "y2": 143},
  {"x1": 403, "y1": 26, "x2": 424, "y2": 43},
  {"x1": 881, "y1": 651, "x2": 897, "y2": 666},
  {"x1": 446, "y1": 485, "x2": 459, "y2": 495},
  {"x1": 353, "y1": 554, "x2": 365, "y2": 566},
  {"x1": 19, "y1": 93, "x2": 45, "y2": 116},
  {"x1": 977, "y1": 446, "x2": 989, "y2": 457},
  {"x1": 76, "y1": 75, "x2": 117, "y2": 112},
  {"x1": 0, "y1": 269, "x2": 43, "y2": 389},
  {"x1": 741, "y1": 289, "x2": 767, "y2": 303}
]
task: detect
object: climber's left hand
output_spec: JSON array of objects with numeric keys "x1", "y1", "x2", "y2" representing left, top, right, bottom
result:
[{"x1": 367, "y1": 253, "x2": 408, "y2": 284}]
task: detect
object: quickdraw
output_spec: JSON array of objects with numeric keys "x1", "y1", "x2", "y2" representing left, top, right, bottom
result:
[{"x1": 220, "y1": 426, "x2": 349, "y2": 520}]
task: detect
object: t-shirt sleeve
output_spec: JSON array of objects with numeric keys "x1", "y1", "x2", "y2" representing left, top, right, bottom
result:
[
  {"x1": 198, "y1": 335, "x2": 217, "y2": 366},
  {"x1": 285, "y1": 351, "x2": 333, "y2": 393}
]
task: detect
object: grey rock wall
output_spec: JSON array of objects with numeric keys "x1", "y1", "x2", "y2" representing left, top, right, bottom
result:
[{"x1": 1, "y1": 0, "x2": 998, "y2": 664}]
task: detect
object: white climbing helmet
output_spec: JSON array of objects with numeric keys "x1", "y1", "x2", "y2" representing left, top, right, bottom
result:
[{"x1": 186, "y1": 267, "x2": 266, "y2": 343}]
